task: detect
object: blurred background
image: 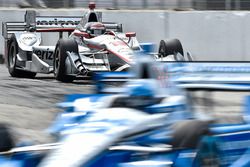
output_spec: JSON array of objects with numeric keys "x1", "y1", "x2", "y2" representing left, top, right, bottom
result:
[{"x1": 1, "y1": 0, "x2": 250, "y2": 10}]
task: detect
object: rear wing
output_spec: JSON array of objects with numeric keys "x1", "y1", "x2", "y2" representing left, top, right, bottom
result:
[
  {"x1": 1, "y1": 10, "x2": 38, "y2": 38},
  {"x1": 2, "y1": 10, "x2": 82, "y2": 39},
  {"x1": 2, "y1": 10, "x2": 123, "y2": 39},
  {"x1": 2, "y1": 22, "x2": 28, "y2": 39}
]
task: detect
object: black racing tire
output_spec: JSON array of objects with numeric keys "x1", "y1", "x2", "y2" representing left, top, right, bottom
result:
[
  {"x1": 7, "y1": 35, "x2": 36, "y2": 78},
  {"x1": 53, "y1": 39, "x2": 78, "y2": 83},
  {"x1": 171, "y1": 120, "x2": 211, "y2": 149},
  {"x1": 0, "y1": 124, "x2": 15, "y2": 152},
  {"x1": 158, "y1": 39, "x2": 184, "y2": 58}
]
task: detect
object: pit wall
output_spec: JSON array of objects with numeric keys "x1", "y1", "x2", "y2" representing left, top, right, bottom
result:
[{"x1": 1, "y1": 9, "x2": 250, "y2": 61}]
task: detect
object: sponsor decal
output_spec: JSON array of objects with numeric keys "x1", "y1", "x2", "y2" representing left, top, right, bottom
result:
[
  {"x1": 36, "y1": 17, "x2": 81, "y2": 27},
  {"x1": 22, "y1": 36, "x2": 34, "y2": 40},
  {"x1": 20, "y1": 33, "x2": 38, "y2": 46},
  {"x1": 34, "y1": 48, "x2": 53, "y2": 60}
]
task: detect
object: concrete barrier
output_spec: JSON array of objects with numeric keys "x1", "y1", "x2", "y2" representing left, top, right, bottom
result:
[{"x1": 1, "y1": 9, "x2": 250, "y2": 61}]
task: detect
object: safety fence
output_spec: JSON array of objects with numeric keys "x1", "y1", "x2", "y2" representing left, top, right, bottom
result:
[{"x1": 0, "y1": 0, "x2": 249, "y2": 10}]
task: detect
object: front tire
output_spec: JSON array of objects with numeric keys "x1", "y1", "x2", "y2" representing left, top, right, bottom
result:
[
  {"x1": 171, "y1": 120, "x2": 210, "y2": 149},
  {"x1": 158, "y1": 39, "x2": 184, "y2": 58},
  {"x1": 7, "y1": 36, "x2": 36, "y2": 78},
  {"x1": 0, "y1": 124, "x2": 15, "y2": 152},
  {"x1": 53, "y1": 39, "x2": 78, "y2": 82}
]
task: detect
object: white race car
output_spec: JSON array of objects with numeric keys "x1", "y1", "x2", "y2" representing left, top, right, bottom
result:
[{"x1": 2, "y1": 3, "x2": 190, "y2": 82}]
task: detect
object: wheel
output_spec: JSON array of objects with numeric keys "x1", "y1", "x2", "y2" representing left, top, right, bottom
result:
[
  {"x1": 171, "y1": 120, "x2": 210, "y2": 149},
  {"x1": 53, "y1": 39, "x2": 78, "y2": 82},
  {"x1": 172, "y1": 120, "x2": 220, "y2": 166},
  {"x1": 7, "y1": 35, "x2": 36, "y2": 78},
  {"x1": 158, "y1": 39, "x2": 184, "y2": 58},
  {"x1": 0, "y1": 124, "x2": 15, "y2": 152}
]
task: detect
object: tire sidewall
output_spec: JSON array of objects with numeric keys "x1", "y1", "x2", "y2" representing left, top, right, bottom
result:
[
  {"x1": 53, "y1": 43, "x2": 62, "y2": 79},
  {"x1": 158, "y1": 39, "x2": 184, "y2": 58},
  {"x1": 158, "y1": 40, "x2": 166, "y2": 57},
  {"x1": 54, "y1": 40, "x2": 69, "y2": 80},
  {"x1": 53, "y1": 39, "x2": 78, "y2": 82},
  {"x1": 6, "y1": 36, "x2": 37, "y2": 78},
  {"x1": 7, "y1": 37, "x2": 18, "y2": 75}
]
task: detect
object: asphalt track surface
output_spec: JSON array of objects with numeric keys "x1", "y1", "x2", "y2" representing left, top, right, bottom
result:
[{"x1": 0, "y1": 64, "x2": 94, "y2": 144}]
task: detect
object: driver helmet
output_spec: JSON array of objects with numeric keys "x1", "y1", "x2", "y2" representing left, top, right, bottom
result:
[
  {"x1": 85, "y1": 22, "x2": 106, "y2": 37},
  {"x1": 126, "y1": 80, "x2": 157, "y2": 98}
]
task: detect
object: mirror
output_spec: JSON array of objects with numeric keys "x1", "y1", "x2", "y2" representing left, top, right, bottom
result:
[{"x1": 126, "y1": 32, "x2": 136, "y2": 38}]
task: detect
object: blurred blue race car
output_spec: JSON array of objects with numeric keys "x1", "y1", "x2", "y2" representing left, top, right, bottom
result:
[{"x1": 1, "y1": 60, "x2": 250, "y2": 166}]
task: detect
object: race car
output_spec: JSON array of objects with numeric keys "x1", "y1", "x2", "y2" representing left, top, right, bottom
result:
[
  {"x1": 38, "y1": 61, "x2": 250, "y2": 167},
  {"x1": 0, "y1": 60, "x2": 250, "y2": 166},
  {"x1": 0, "y1": 56, "x2": 192, "y2": 167},
  {"x1": 2, "y1": 2, "x2": 190, "y2": 82}
]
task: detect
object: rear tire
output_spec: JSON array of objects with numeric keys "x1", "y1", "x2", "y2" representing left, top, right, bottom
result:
[
  {"x1": 53, "y1": 39, "x2": 78, "y2": 82},
  {"x1": 7, "y1": 36, "x2": 36, "y2": 78},
  {"x1": 172, "y1": 120, "x2": 220, "y2": 166},
  {"x1": 158, "y1": 39, "x2": 184, "y2": 58}
]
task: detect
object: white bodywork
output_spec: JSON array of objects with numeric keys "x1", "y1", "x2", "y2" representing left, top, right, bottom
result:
[{"x1": 2, "y1": 6, "x2": 185, "y2": 77}]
